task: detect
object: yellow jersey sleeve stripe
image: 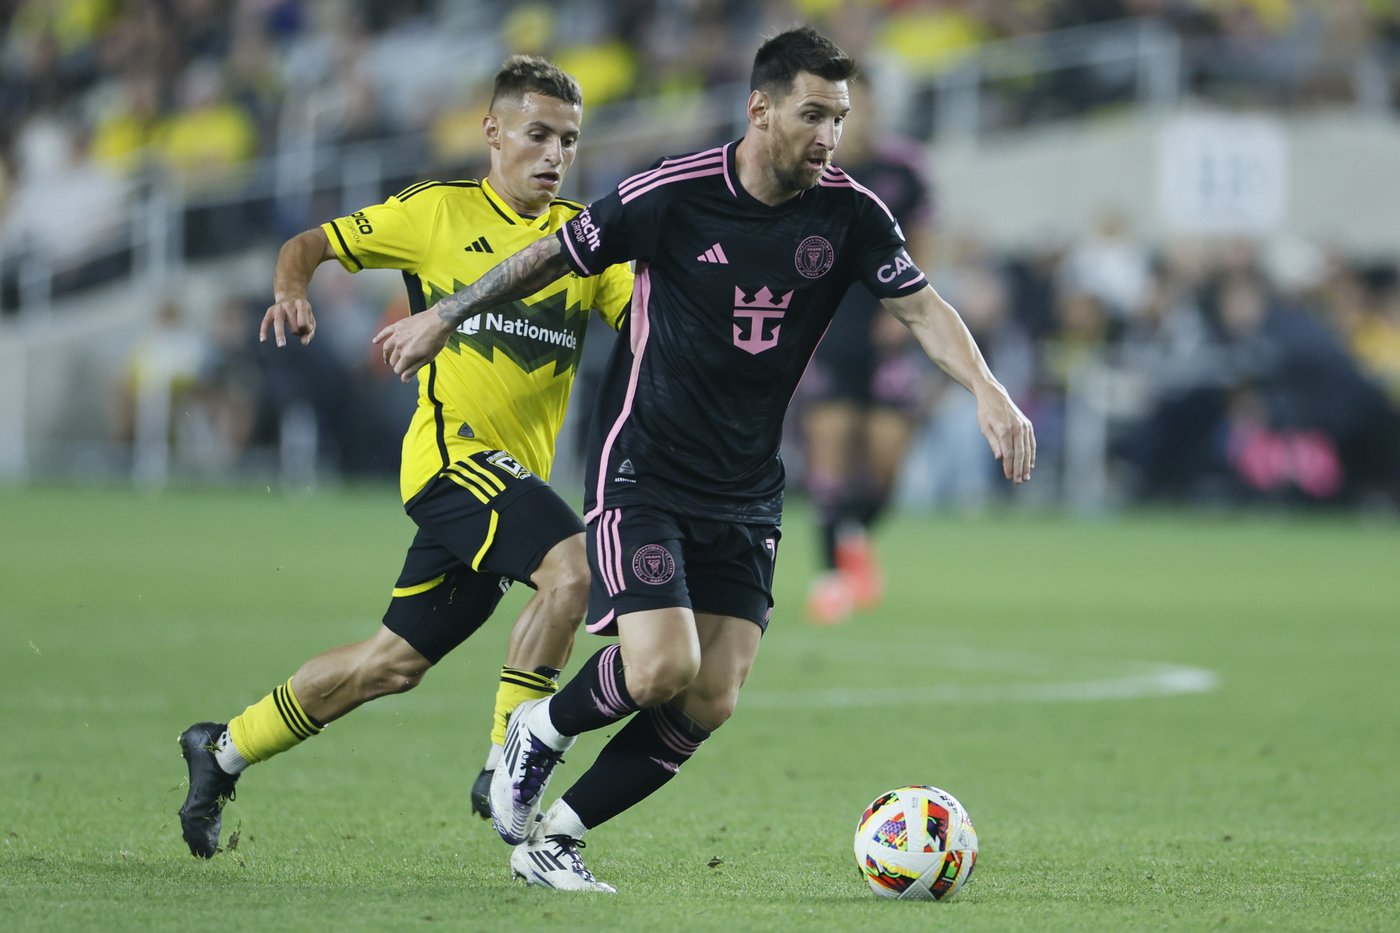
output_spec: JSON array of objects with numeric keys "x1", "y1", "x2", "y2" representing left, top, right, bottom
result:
[
  {"x1": 460, "y1": 458, "x2": 507, "y2": 493},
  {"x1": 471, "y1": 510, "x2": 500, "y2": 571},
  {"x1": 391, "y1": 574, "x2": 447, "y2": 598},
  {"x1": 394, "y1": 179, "x2": 438, "y2": 201},
  {"x1": 442, "y1": 468, "x2": 492, "y2": 503},
  {"x1": 323, "y1": 220, "x2": 363, "y2": 271},
  {"x1": 400, "y1": 179, "x2": 481, "y2": 203}
]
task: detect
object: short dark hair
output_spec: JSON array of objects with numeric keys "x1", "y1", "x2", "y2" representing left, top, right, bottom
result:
[
  {"x1": 750, "y1": 26, "x2": 857, "y2": 99},
  {"x1": 489, "y1": 55, "x2": 582, "y2": 110}
]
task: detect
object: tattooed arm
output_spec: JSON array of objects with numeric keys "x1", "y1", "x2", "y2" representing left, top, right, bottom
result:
[{"x1": 373, "y1": 237, "x2": 571, "y2": 381}]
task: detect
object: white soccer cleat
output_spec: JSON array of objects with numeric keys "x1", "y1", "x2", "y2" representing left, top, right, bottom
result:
[
  {"x1": 510, "y1": 826, "x2": 616, "y2": 893},
  {"x1": 490, "y1": 699, "x2": 574, "y2": 845}
]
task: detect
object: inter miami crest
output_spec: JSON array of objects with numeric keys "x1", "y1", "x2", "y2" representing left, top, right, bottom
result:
[{"x1": 794, "y1": 235, "x2": 834, "y2": 279}]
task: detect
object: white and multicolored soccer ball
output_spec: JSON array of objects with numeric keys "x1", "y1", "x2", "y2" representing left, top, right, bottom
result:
[{"x1": 854, "y1": 785, "x2": 978, "y2": 900}]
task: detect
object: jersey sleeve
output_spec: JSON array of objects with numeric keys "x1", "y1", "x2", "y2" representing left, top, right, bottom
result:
[
  {"x1": 850, "y1": 195, "x2": 928, "y2": 299},
  {"x1": 322, "y1": 190, "x2": 439, "y2": 274},
  {"x1": 556, "y1": 186, "x2": 655, "y2": 277},
  {"x1": 592, "y1": 261, "x2": 634, "y2": 332}
]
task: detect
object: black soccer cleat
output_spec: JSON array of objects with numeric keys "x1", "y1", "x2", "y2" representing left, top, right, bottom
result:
[
  {"x1": 177, "y1": 722, "x2": 240, "y2": 858},
  {"x1": 470, "y1": 768, "x2": 493, "y2": 820}
]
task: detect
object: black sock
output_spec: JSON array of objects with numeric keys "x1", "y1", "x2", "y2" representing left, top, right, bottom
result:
[
  {"x1": 547, "y1": 644, "x2": 639, "y2": 736},
  {"x1": 819, "y1": 518, "x2": 839, "y2": 569},
  {"x1": 808, "y1": 471, "x2": 843, "y2": 570},
  {"x1": 562, "y1": 701, "x2": 710, "y2": 829}
]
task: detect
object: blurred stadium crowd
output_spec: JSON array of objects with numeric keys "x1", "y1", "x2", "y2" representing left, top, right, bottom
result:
[{"x1": 2, "y1": 0, "x2": 1399, "y2": 507}]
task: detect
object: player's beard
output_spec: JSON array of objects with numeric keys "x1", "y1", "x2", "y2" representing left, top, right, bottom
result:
[
  {"x1": 769, "y1": 127, "x2": 826, "y2": 193},
  {"x1": 768, "y1": 145, "x2": 828, "y2": 194},
  {"x1": 775, "y1": 158, "x2": 822, "y2": 193}
]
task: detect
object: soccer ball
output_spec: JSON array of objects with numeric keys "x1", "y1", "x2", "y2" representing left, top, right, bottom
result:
[{"x1": 854, "y1": 785, "x2": 978, "y2": 900}]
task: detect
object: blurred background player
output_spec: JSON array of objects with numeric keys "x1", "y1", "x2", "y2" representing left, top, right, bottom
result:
[
  {"x1": 175, "y1": 56, "x2": 633, "y2": 858},
  {"x1": 799, "y1": 78, "x2": 936, "y2": 625}
]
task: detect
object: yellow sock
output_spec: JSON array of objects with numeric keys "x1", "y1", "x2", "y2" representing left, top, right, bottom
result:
[
  {"x1": 491, "y1": 667, "x2": 558, "y2": 746},
  {"x1": 228, "y1": 678, "x2": 324, "y2": 764}
]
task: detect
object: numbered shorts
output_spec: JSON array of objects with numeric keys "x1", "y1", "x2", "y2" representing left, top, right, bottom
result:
[
  {"x1": 382, "y1": 450, "x2": 584, "y2": 663},
  {"x1": 584, "y1": 504, "x2": 781, "y2": 636}
]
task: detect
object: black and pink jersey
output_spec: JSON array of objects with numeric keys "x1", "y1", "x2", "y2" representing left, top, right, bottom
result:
[{"x1": 558, "y1": 140, "x2": 928, "y2": 524}]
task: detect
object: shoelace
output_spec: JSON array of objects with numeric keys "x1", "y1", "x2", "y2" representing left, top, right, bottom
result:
[
  {"x1": 544, "y1": 834, "x2": 596, "y2": 880},
  {"x1": 517, "y1": 744, "x2": 565, "y2": 802}
]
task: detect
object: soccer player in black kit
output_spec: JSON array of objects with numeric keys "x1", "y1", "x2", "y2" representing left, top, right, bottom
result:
[
  {"x1": 800, "y1": 77, "x2": 939, "y2": 625},
  {"x1": 376, "y1": 26, "x2": 1035, "y2": 892}
]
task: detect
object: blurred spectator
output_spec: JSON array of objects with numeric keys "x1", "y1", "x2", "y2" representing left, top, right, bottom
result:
[
  {"x1": 110, "y1": 296, "x2": 210, "y2": 482},
  {"x1": 89, "y1": 69, "x2": 162, "y2": 176},
  {"x1": 155, "y1": 59, "x2": 260, "y2": 258},
  {"x1": 187, "y1": 294, "x2": 264, "y2": 473},
  {"x1": 1116, "y1": 267, "x2": 1400, "y2": 504},
  {"x1": 1, "y1": 117, "x2": 128, "y2": 285},
  {"x1": 154, "y1": 59, "x2": 258, "y2": 194},
  {"x1": 1063, "y1": 211, "x2": 1152, "y2": 328}
]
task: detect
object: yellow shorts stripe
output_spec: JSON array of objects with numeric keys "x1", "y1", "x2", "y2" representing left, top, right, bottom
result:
[
  {"x1": 441, "y1": 468, "x2": 491, "y2": 503},
  {"x1": 471, "y1": 510, "x2": 499, "y2": 571},
  {"x1": 392, "y1": 574, "x2": 446, "y2": 598},
  {"x1": 461, "y1": 458, "x2": 507, "y2": 493}
]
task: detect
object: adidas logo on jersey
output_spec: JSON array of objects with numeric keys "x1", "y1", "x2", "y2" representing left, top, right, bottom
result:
[
  {"x1": 696, "y1": 243, "x2": 729, "y2": 264},
  {"x1": 464, "y1": 236, "x2": 494, "y2": 254}
]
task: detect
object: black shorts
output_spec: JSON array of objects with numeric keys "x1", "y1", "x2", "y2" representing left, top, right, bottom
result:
[
  {"x1": 805, "y1": 304, "x2": 930, "y2": 412},
  {"x1": 382, "y1": 452, "x2": 585, "y2": 663},
  {"x1": 584, "y1": 504, "x2": 781, "y2": 636}
]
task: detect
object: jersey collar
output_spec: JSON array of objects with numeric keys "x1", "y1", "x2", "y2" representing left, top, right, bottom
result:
[
  {"x1": 481, "y1": 177, "x2": 552, "y2": 230},
  {"x1": 725, "y1": 139, "x2": 806, "y2": 213}
]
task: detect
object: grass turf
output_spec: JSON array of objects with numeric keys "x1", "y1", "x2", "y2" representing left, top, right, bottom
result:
[{"x1": 1, "y1": 484, "x2": 1397, "y2": 931}]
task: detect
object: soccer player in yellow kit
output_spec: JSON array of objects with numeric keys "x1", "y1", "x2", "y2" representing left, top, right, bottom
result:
[{"x1": 176, "y1": 56, "x2": 632, "y2": 858}]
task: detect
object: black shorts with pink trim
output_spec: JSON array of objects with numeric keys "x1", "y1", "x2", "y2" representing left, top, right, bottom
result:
[{"x1": 585, "y1": 504, "x2": 781, "y2": 636}]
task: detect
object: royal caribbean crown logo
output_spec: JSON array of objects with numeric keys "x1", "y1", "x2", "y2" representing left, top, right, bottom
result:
[{"x1": 732, "y1": 285, "x2": 793, "y2": 355}]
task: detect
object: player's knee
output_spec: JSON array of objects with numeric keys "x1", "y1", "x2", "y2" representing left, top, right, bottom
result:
[
  {"x1": 547, "y1": 572, "x2": 590, "y2": 621},
  {"x1": 360, "y1": 652, "x2": 431, "y2": 699},
  {"x1": 624, "y1": 651, "x2": 700, "y2": 708},
  {"x1": 683, "y1": 683, "x2": 741, "y2": 732},
  {"x1": 533, "y1": 538, "x2": 590, "y2": 619}
]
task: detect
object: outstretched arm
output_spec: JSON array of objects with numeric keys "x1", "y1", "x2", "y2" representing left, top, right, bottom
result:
[
  {"x1": 373, "y1": 236, "x2": 571, "y2": 382},
  {"x1": 882, "y1": 285, "x2": 1035, "y2": 484},
  {"x1": 260, "y1": 228, "x2": 336, "y2": 347}
]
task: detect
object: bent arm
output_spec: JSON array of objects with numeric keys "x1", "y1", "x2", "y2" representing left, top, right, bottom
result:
[
  {"x1": 433, "y1": 236, "x2": 572, "y2": 327},
  {"x1": 273, "y1": 228, "x2": 336, "y2": 302},
  {"x1": 261, "y1": 228, "x2": 337, "y2": 346},
  {"x1": 373, "y1": 235, "x2": 573, "y2": 381}
]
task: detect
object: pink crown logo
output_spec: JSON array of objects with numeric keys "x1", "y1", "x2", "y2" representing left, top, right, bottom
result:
[{"x1": 734, "y1": 286, "x2": 793, "y2": 311}]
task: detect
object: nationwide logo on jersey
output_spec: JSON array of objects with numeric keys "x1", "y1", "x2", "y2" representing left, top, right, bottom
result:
[
  {"x1": 795, "y1": 235, "x2": 834, "y2": 279},
  {"x1": 429, "y1": 279, "x2": 587, "y2": 376},
  {"x1": 732, "y1": 285, "x2": 792, "y2": 355}
]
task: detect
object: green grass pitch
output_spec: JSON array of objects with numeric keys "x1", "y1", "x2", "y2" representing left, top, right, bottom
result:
[{"x1": 1, "y1": 485, "x2": 1397, "y2": 931}]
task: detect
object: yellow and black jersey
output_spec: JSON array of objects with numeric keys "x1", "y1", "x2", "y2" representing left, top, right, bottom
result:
[{"x1": 323, "y1": 178, "x2": 633, "y2": 503}]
